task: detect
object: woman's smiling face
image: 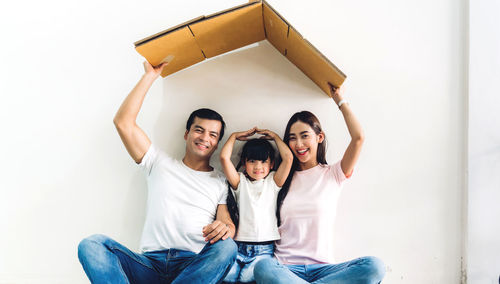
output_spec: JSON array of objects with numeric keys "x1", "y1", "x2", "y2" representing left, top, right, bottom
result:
[{"x1": 288, "y1": 121, "x2": 324, "y2": 170}]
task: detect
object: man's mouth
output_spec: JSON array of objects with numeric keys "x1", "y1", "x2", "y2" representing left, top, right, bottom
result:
[{"x1": 195, "y1": 142, "x2": 209, "y2": 150}]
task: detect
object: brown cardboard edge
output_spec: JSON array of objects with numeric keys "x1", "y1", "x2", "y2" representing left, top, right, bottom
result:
[
  {"x1": 203, "y1": 0, "x2": 261, "y2": 20},
  {"x1": 134, "y1": 16, "x2": 205, "y2": 47},
  {"x1": 296, "y1": 29, "x2": 347, "y2": 80},
  {"x1": 262, "y1": 0, "x2": 290, "y2": 27},
  {"x1": 135, "y1": 1, "x2": 262, "y2": 47},
  {"x1": 261, "y1": 0, "x2": 347, "y2": 83}
]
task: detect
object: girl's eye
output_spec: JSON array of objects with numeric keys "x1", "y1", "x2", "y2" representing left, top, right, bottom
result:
[
  {"x1": 289, "y1": 137, "x2": 296, "y2": 141},
  {"x1": 302, "y1": 135, "x2": 308, "y2": 139}
]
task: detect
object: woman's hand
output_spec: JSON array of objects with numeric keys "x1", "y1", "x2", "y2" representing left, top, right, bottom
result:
[
  {"x1": 233, "y1": 127, "x2": 257, "y2": 141},
  {"x1": 143, "y1": 61, "x2": 168, "y2": 79},
  {"x1": 256, "y1": 128, "x2": 278, "y2": 140},
  {"x1": 328, "y1": 82, "x2": 345, "y2": 105}
]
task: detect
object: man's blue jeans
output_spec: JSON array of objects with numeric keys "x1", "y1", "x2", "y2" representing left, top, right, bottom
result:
[
  {"x1": 78, "y1": 234, "x2": 237, "y2": 284},
  {"x1": 254, "y1": 256, "x2": 385, "y2": 284}
]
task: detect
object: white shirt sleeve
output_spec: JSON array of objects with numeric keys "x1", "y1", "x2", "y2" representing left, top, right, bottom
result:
[{"x1": 217, "y1": 172, "x2": 229, "y2": 205}]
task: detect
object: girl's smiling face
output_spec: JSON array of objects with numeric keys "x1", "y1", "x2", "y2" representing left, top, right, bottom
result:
[
  {"x1": 244, "y1": 158, "x2": 273, "y2": 181},
  {"x1": 288, "y1": 121, "x2": 324, "y2": 170}
]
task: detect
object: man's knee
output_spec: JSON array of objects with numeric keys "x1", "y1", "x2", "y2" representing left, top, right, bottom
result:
[
  {"x1": 78, "y1": 234, "x2": 111, "y2": 260},
  {"x1": 210, "y1": 238, "x2": 237, "y2": 263},
  {"x1": 360, "y1": 256, "x2": 386, "y2": 282}
]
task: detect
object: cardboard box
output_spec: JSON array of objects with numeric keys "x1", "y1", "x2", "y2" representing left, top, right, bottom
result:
[{"x1": 134, "y1": 0, "x2": 346, "y2": 97}]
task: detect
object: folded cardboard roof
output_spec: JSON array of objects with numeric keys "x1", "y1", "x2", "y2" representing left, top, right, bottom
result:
[{"x1": 134, "y1": 0, "x2": 346, "y2": 97}]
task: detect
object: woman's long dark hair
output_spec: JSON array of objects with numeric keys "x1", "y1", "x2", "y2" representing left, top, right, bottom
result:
[
  {"x1": 276, "y1": 111, "x2": 328, "y2": 226},
  {"x1": 226, "y1": 139, "x2": 277, "y2": 230}
]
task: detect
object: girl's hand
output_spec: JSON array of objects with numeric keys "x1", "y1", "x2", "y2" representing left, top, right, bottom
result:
[
  {"x1": 143, "y1": 61, "x2": 168, "y2": 79},
  {"x1": 256, "y1": 128, "x2": 278, "y2": 140},
  {"x1": 328, "y1": 82, "x2": 345, "y2": 105},
  {"x1": 234, "y1": 127, "x2": 257, "y2": 141}
]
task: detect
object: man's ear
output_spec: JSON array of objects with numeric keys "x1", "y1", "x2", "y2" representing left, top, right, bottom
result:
[
  {"x1": 317, "y1": 132, "x2": 325, "y2": 144},
  {"x1": 184, "y1": 130, "x2": 189, "y2": 141}
]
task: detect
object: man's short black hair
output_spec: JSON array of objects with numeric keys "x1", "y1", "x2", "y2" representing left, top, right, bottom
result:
[{"x1": 186, "y1": 108, "x2": 226, "y2": 141}]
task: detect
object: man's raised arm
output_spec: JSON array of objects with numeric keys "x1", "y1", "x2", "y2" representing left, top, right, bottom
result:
[{"x1": 113, "y1": 61, "x2": 167, "y2": 163}]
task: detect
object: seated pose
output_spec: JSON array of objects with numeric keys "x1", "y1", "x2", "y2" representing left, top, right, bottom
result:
[
  {"x1": 254, "y1": 84, "x2": 386, "y2": 284},
  {"x1": 77, "y1": 62, "x2": 237, "y2": 284},
  {"x1": 220, "y1": 128, "x2": 293, "y2": 283}
]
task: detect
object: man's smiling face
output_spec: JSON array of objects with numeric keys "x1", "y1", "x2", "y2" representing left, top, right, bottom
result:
[{"x1": 184, "y1": 117, "x2": 222, "y2": 160}]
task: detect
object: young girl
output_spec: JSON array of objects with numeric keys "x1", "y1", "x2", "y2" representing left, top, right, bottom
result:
[{"x1": 220, "y1": 127, "x2": 293, "y2": 284}]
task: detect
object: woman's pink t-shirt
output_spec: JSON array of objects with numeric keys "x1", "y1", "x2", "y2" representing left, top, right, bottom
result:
[{"x1": 274, "y1": 161, "x2": 348, "y2": 265}]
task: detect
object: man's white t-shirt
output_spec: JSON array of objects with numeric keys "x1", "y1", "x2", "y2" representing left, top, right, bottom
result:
[{"x1": 138, "y1": 144, "x2": 227, "y2": 254}]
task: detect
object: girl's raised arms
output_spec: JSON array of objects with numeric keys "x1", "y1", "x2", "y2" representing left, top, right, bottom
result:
[
  {"x1": 256, "y1": 129, "x2": 294, "y2": 187},
  {"x1": 220, "y1": 127, "x2": 257, "y2": 190}
]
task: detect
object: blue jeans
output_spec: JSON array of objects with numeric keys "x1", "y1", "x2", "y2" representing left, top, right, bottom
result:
[
  {"x1": 78, "y1": 234, "x2": 237, "y2": 284},
  {"x1": 254, "y1": 256, "x2": 385, "y2": 284},
  {"x1": 223, "y1": 241, "x2": 274, "y2": 283}
]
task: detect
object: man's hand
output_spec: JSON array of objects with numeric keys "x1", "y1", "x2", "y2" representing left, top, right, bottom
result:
[
  {"x1": 143, "y1": 61, "x2": 168, "y2": 79},
  {"x1": 202, "y1": 220, "x2": 231, "y2": 244}
]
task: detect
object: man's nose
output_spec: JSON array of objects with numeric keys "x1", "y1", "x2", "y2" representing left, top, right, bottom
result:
[{"x1": 201, "y1": 132, "x2": 210, "y2": 141}]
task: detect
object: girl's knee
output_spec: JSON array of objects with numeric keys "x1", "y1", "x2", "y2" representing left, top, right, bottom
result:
[{"x1": 253, "y1": 258, "x2": 277, "y2": 280}]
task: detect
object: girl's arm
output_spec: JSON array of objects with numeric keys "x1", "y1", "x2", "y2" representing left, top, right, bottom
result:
[
  {"x1": 329, "y1": 83, "x2": 365, "y2": 177},
  {"x1": 257, "y1": 129, "x2": 294, "y2": 187},
  {"x1": 220, "y1": 128, "x2": 257, "y2": 189}
]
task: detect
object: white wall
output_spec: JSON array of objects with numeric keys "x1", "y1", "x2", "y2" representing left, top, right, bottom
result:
[
  {"x1": 467, "y1": 0, "x2": 500, "y2": 283},
  {"x1": 0, "y1": 0, "x2": 467, "y2": 283}
]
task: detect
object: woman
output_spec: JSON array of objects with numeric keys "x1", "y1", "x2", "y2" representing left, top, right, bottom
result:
[{"x1": 254, "y1": 83, "x2": 385, "y2": 283}]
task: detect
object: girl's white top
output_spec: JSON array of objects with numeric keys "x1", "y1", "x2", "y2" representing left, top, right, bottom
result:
[{"x1": 232, "y1": 171, "x2": 281, "y2": 242}]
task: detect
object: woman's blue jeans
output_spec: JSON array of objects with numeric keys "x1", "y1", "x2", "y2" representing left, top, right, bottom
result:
[
  {"x1": 78, "y1": 234, "x2": 237, "y2": 284},
  {"x1": 254, "y1": 256, "x2": 386, "y2": 284}
]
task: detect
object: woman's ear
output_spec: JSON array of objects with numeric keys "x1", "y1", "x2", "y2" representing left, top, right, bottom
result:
[{"x1": 317, "y1": 132, "x2": 325, "y2": 143}]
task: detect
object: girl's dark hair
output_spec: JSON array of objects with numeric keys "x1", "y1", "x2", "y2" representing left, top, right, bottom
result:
[
  {"x1": 226, "y1": 139, "x2": 276, "y2": 229},
  {"x1": 276, "y1": 111, "x2": 327, "y2": 226}
]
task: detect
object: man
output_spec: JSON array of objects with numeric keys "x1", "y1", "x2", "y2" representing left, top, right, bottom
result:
[{"x1": 78, "y1": 61, "x2": 237, "y2": 283}]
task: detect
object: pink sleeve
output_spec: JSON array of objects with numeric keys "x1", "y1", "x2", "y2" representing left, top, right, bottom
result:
[{"x1": 331, "y1": 160, "x2": 351, "y2": 185}]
